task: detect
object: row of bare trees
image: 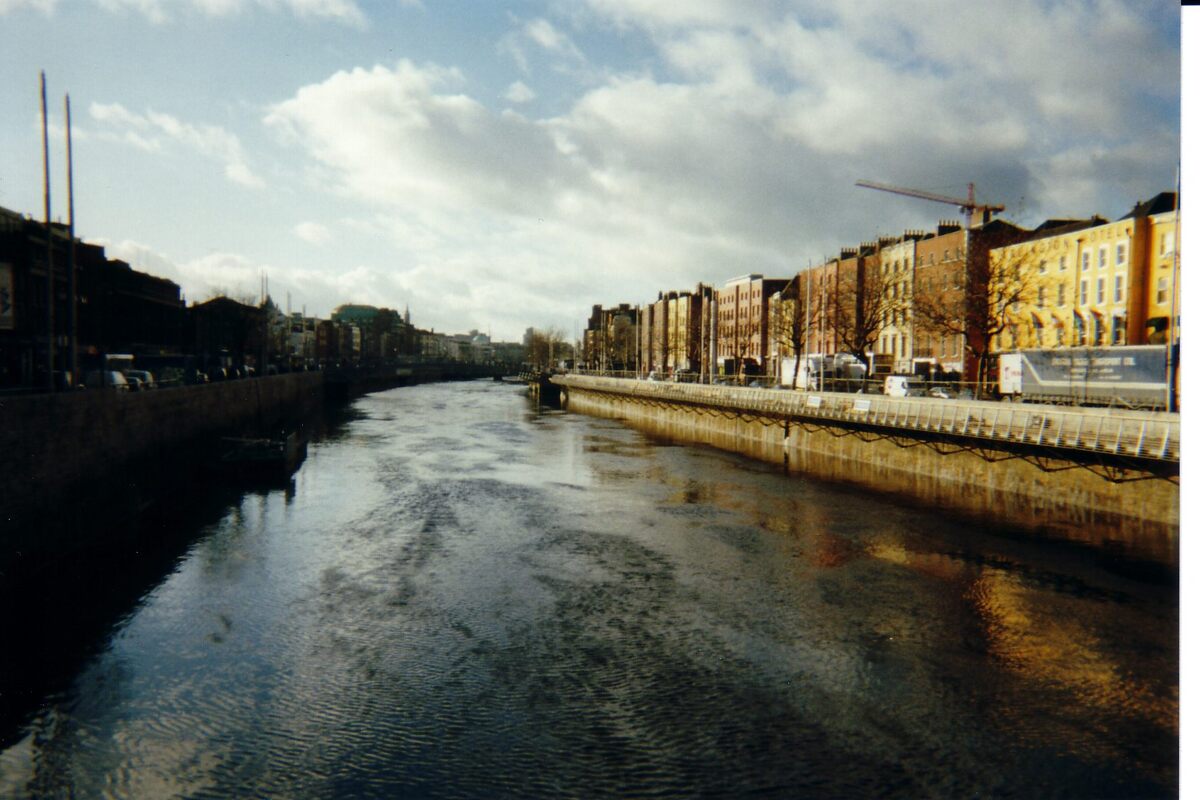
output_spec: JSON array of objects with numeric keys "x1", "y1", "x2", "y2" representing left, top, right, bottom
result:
[
  {"x1": 770, "y1": 227, "x2": 1038, "y2": 383},
  {"x1": 524, "y1": 327, "x2": 566, "y2": 369}
]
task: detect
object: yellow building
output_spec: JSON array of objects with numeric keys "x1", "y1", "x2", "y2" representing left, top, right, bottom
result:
[
  {"x1": 876, "y1": 235, "x2": 919, "y2": 372},
  {"x1": 1140, "y1": 196, "x2": 1181, "y2": 344},
  {"x1": 989, "y1": 192, "x2": 1178, "y2": 353}
]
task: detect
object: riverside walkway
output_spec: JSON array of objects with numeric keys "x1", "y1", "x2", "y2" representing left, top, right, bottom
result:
[{"x1": 551, "y1": 375, "x2": 1180, "y2": 478}]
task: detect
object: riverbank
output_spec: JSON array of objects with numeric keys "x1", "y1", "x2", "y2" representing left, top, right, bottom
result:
[{"x1": 556, "y1": 376, "x2": 1178, "y2": 562}]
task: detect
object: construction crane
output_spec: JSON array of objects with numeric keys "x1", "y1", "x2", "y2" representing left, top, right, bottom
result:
[{"x1": 855, "y1": 179, "x2": 1004, "y2": 226}]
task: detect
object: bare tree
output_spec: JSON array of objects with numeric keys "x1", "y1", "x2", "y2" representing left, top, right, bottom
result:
[
  {"x1": 831, "y1": 259, "x2": 903, "y2": 367},
  {"x1": 912, "y1": 223, "x2": 1033, "y2": 385},
  {"x1": 769, "y1": 277, "x2": 811, "y2": 388},
  {"x1": 609, "y1": 315, "x2": 637, "y2": 370},
  {"x1": 525, "y1": 327, "x2": 565, "y2": 369}
]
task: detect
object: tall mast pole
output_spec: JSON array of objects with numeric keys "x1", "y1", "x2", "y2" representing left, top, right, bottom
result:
[
  {"x1": 1167, "y1": 164, "x2": 1180, "y2": 412},
  {"x1": 805, "y1": 263, "x2": 812, "y2": 387},
  {"x1": 41, "y1": 71, "x2": 55, "y2": 392},
  {"x1": 66, "y1": 92, "x2": 77, "y2": 387},
  {"x1": 818, "y1": 259, "x2": 826, "y2": 391}
]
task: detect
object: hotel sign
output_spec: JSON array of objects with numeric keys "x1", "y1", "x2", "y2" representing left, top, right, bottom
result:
[{"x1": 0, "y1": 263, "x2": 13, "y2": 330}]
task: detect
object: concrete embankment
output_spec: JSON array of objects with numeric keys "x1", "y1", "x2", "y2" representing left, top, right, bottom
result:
[
  {"x1": 556, "y1": 376, "x2": 1178, "y2": 562},
  {"x1": 0, "y1": 373, "x2": 324, "y2": 527}
]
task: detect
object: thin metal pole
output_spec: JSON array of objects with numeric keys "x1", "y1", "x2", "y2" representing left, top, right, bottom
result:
[
  {"x1": 805, "y1": 263, "x2": 811, "y2": 388},
  {"x1": 1167, "y1": 164, "x2": 1180, "y2": 412},
  {"x1": 818, "y1": 260, "x2": 825, "y2": 392},
  {"x1": 41, "y1": 71, "x2": 54, "y2": 392},
  {"x1": 709, "y1": 291, "x2": 716, "y2": 383},
  {"x1": 66, "y1": 92, "x2": 77, "y2": 388}
]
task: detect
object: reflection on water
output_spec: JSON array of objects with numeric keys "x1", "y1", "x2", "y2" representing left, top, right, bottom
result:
[{"x1": 0, "y1": 381, "x2": 1178, "y2": 798}]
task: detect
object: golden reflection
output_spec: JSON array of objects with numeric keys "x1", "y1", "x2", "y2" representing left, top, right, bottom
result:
[
  {"x1": 866, "y1": 538, "x2": 964, "y2": 583},
  {"x1": 969, "y1": 566, "x2": 1177, "y2": 744}
]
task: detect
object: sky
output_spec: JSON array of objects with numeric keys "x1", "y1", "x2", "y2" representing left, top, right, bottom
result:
[{"x1": 0, "y1": 0, "x2": 1181, "y2": 342}]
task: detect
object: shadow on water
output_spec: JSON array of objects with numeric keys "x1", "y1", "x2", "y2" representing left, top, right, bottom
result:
[{"x1": 0, "y1": 403, "x2": 356, "y2": 750}]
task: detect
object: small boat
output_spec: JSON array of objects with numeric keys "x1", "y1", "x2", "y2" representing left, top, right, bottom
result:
[{"x1": 218, "y1": 431, "x2": 307, "y2": 481}]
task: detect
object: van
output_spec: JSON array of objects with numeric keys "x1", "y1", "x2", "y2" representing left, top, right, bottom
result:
[
  {"x1": 884, "y1": 375, "x2": 912, "y2": 398},
  {"x1": 83, "y1": 370, "x2": 130, "y2": 391}
]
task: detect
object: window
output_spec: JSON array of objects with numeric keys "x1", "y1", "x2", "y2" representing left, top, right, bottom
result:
[
  {"x1": 1059, "y1": 256, "x2": 1067, "y2": 272},
  {"x1": 943, "y1": 249, "x2": 950, "y2": 261},
  {"x1": 1081, "y1": 250, "x2": 1091, "y2": 272},
  {"x1": 1058, "y1": 283, "x2": 1066, "y2": 306},
  {"x1": 1098, "y1": 246, "x2": 1108, "y2": 270},
  {"x1": 1115, "y1": 242, "x2": 1127, "y2": 266},
  {"x1": 1112, "y1": 316, "x2": 1126, "y2": 345},
  {"x1": 1157, "y1": 277, "x2": 1169, "y2": 305},
  {"x1": 1160, "y1": 231, "x2": 1175, "y2": 255},
  {"x1": 1079, "y1": 280, "x2": 1088, "y2": 306},
  {"x1": 1114, "y1": 274, "x2": 1124, "y2": 303},
  {"x1": 1038, "y1": 260, "x2": 1047, "y2": 274},
  {"x1": 1096, "y1": 277, "x2": 1105, "y2": 305},
  {"x1": 1037, "y1": 286, "x2": 1045, "y2": 308}
]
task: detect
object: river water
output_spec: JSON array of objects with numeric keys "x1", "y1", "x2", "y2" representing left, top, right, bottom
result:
[{"x1": 0, "y1": 380, "x2": 1178, "y2": 798}]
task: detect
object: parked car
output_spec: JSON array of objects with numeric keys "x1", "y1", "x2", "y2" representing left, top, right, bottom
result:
[
  {"x1": 124, "y1": 369, "x2": 156, "y2": 389},
  {"x1": 928, "y1": 386, "x2": 953, "y2": 400},
  {"x1": 884, "y1": 375, "x2": 917, "y2": 398},
  {"x1": 83, "y1": 370, "x2": 130, "y2": 391}
]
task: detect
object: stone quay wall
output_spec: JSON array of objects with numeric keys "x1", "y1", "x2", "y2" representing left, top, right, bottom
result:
[
  {"x1": 0, "y1": 373, "x2": 324, "y2": 523},
  {"x1": 557, "y1": 377, "x2": 1178, "y2": 562}
]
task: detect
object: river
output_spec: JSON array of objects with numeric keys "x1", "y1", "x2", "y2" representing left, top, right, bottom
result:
[{"x1": 0, "y1": 380, "x2": 1178, "y2": 798}]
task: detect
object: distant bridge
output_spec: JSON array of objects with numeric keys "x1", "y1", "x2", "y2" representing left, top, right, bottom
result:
[{"x1": 325, "y1": 361, "x2": 510, "y2": 400}]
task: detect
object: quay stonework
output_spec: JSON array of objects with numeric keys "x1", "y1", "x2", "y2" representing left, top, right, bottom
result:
[{"x1": 554, "y1": 375, "x2": 1179, "y2": 560}]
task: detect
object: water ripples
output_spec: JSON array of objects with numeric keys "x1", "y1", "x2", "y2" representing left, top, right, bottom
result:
[{"x1": 0, "y1": 381, "x2": 1177, "y2": 798}]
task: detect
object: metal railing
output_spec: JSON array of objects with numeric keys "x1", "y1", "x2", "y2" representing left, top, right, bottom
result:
[{"x1": 555, "y1": 375, "x2": 1181, "y2": 463}]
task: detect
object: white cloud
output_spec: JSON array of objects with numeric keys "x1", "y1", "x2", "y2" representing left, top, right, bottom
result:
[
  {"x1": 87, "y1": 0, "x2": 366, "y2": 24},
  {"x1": 98, "y1": 238, "x2": 370, "y2": 317},
  {"x1": 505, "y1": 81, "x2": 536, "y2": 104},
  {"x1": 255, "y1": 0, "x2": 1177, "y2": 339},
  {"x1": 89, "y1": 102, "x2": 264, "y2": 188},
  {"x1": 525, "y1": 17, "x2": 584, "y2": 61},
  {"x1": 264, "y1": 61, "x2": 577, "y2": 217},
  {"x1": 77, "y1": 0, "x2": 1174, "y2": 340},
  {"x1": 293, "y1": 221, "x2": 332, "y2": 244},
  {"x1": 582, "y1": 0, "x2": 774, "y2": 32}
]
